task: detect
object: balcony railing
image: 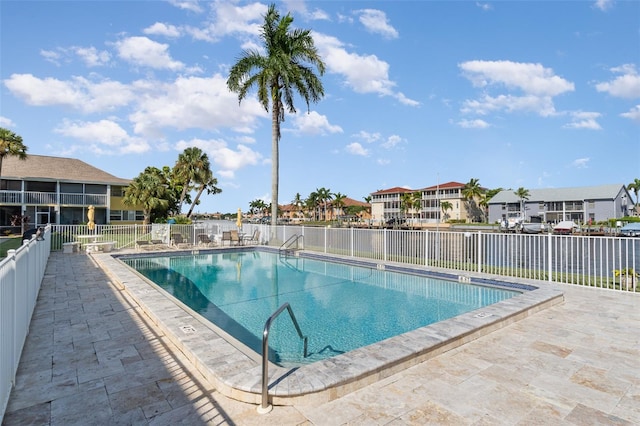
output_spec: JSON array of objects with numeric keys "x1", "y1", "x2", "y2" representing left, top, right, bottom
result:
[{"x1": 0, "y1": 191, "x2": 108, "y2": 206}]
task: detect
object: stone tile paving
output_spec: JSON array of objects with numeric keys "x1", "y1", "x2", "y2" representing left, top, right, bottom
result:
[{"x1": 3, "y1": 252, "x2": 639, "y2": 425}]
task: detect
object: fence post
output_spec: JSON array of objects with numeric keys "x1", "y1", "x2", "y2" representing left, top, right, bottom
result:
[
  {"x1": 547, "y1": 232, "x2": 553, "y2": 282},
  {"x1": 350, "y1": 227, "x2": 354, "y2": 257},
  {"x1": 477, "y1": 231, "x2": 482, "y2": 274}
]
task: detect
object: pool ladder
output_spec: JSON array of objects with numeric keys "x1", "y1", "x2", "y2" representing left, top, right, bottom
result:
[
  {"x1": 259, "y1": 302, "x2": 308, "y2": 414},
  {"x1": 279, "y1": 234, "x2": 303, "y2": 256}
]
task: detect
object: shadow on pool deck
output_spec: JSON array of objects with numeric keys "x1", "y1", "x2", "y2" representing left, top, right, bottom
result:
[{"x1": 3, "y1": 250, "x2": 640, "y2": 425}]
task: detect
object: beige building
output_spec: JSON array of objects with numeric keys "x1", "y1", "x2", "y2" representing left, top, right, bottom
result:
[
  {"x1": 1, "y1": 155, "x2": 141, "y2": 232},
  {"x1": 371, "y1": 181, "x2": 474, "y2": 225}
]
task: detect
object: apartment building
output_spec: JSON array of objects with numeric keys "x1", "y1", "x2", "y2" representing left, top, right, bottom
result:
[
  {"x1": 0, "y1": 155, "x2": 142, "y2": 232},
  {"x1": 370, "y1": 182, "x2": 473, "y2": 225},
  {"x1": 487, "y1": 184, "x2": 633, "y2": 224}
]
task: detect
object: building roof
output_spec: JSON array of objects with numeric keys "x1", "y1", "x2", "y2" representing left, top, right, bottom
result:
[
  {"x1": 2, "y1": 154, "x2": 131, "y2": 185},
  {"x1": 370, "y1": 186, "x2": 414, "y2": 195},
  {"x1": 488, "y1": 184, "x2": 627, "y2": 204},
  {"x1": 419, "y1": 181, "x2": 467, "y2": 191},
  {"x1": 372, "y1": 182, "x2": 468, "y2": 195}
]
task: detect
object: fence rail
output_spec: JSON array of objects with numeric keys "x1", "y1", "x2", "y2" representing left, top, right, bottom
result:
[
  {"x1": 41, "y1": 222, "x2": 640, "y2": 291},
  {"x1": 0, "y1": 226, "x2": 51, "y2": 421}
]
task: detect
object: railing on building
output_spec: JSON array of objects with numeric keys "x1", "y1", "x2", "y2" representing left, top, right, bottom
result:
[
  {"x1": 0, "y1": 226, "x2": 51, "y2": 422},
  {"x1": 0, "y1": 191, "x2": 109, "y2": 206}
]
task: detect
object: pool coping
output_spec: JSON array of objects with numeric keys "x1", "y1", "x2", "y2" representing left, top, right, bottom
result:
[{"x1": 93, "y1": 247, "x2": 564, "y2": 407}]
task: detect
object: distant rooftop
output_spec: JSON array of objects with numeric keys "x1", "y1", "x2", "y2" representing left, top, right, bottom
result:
[{"x1": 489, "y1": 184, "x2": 627, "y2": 204}]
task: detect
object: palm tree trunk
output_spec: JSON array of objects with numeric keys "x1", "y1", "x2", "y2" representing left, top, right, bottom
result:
[
  {"x1": 186, "y1": 186, "x2": 206, "y2": 218},
  {"x1": 271, "y1": 105, "x2": 279, "y2": 228}
]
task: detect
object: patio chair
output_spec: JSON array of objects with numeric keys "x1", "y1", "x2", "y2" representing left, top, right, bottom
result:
[
  {"x1": 230, "y1": 230, "x2": 241, "y2": 246},
  {"x1": 242, "y1": 229, "x2": 260, "y2": 245},
  {"x1": 197, "y1": 233, "x2": 215, "y2": 247},
  {"x1": 171, "y1": 233, "x2": 190, "y2": 249},
  {"x1": 221, "y1": 231, "x2": 232, "y2": 246}
]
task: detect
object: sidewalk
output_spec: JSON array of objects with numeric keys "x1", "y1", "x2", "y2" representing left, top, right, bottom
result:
[{"x1": 3, "y1": 252, "x2": 639, "y2": 425}]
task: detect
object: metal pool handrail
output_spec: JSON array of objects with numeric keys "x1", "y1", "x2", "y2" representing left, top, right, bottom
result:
[
  {"x1": 279, "y1": 234, "x2": 303, "y2": 254},
  {"x1": 259, "y1": 302, "x2": 308, "y2": 413}
]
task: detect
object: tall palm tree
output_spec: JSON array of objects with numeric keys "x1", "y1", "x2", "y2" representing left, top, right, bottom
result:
[
  {"x1": 173, "y1": 147, "x2": 211, "y2": 215},
  {"x1": 462, "y1": 178, "x2": 484, "y2": 223},
  {"x1": 227, "y1": 3, "x2": 325, "y2": 227},
  {"x1": 0, "y1": 127, "x2": 28, "y2": 179},
  {"x1": 332, "y1": 192, "x2": 347, "y2": 221},
  {"x1": 123, "y1": 167, "x2": 170, "y2": 225},
  {"x1": 315, "y1": 187, "x2": 333, "y2": 221},
  {"x1": 305, "y1": 191, "x2": 320, "y2": 221},
  {"x1": 514, "y1": 187, "x2": 530, "y2": 220},
  {"x1": 292, "y1": 193, "x2": 304, "y2": 220},
  {"x1": 628, "y1": 178, "x2": 640, "y2": 207}
]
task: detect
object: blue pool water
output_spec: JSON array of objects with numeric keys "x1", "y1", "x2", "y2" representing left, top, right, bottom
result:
[{"x1": 123, "y1": 251, "x2": 519, "y2": 366}]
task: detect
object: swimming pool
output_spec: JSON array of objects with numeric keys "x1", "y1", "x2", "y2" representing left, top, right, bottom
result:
[
  {"x1": 102, "y1": 248, "x2": 562, "y2": 406},
  {"x1": 123, "y1": 250, "x2": 520, "y2": 366}
]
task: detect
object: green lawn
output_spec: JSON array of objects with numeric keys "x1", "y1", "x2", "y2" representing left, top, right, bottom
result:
[{"x1": 0, "y1": 237, "x2": 23, "y2": 259}]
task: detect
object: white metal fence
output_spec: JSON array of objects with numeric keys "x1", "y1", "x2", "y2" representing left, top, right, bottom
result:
[
  {"x1": 44, "y1": 222, "x2": 639, "y2": 291},
  {"x1": 0, "y1": 226, "x2": 51, "y2": 421},
  {"x1": 270, "y1": 225, "x2": 639, "y2": 291}
]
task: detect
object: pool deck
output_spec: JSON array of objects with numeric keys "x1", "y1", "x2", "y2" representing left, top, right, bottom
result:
[{"x1": 3, "y1": 250, "x2": 639, "y2": 425}]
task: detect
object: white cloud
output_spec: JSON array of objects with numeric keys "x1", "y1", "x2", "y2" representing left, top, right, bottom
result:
[
  {"x1": 457, "y1": 119, "x2": 490, "y2": 129},
  {"x1": 352, "y1": 130, "x2": 381, "y2": 143},
  {"x1": 144, "y1": 22, "x2": 182, "y2": 38},
  {"x1": 314, "y1": 33, "x2": 418, "y2": 105},
  {"x1": 355, "y1": 9, "x2": 399, "y2": 39},
  {"x1": 74, "y1": 46, "x2": 111, "y2": 67},
  {"x1": 620, "y1": 105, "x2": 640, "y2": 122},
  {"x1": 460, "y1": 60, "x2": 574, "y2": 97},
  {"x1": 595, "y1": 64, "x2": 640, "y2": 99},
  {"x1": 167, "y1": 0, "x2": 203, "y2": 14},
  {"x1": 570, "y1": 158, "x2": 590, "y2": 168},
  {"x1": 175, "y1": 138, "x2": 263, "y2": 177},
  {"x1": 0, "y1": 116, "x2": 15, "y2": 127},
  {"x1": 114, "y1": 36, "x2": 184, "y2": 71},
  {"x1": 476, "y1": 2, "x2": 493, "y2": 11},
  {"x1": 346, "y1": 142, "x2": 369, "y2": 156},
  {"x1": 55, "y1": 119, "x2": 128, "y2": 146},
  {"x1": 461, "y1": 94, "x2": 558, "y2": 117},
  {"x1": 185, "y1": 2, "x2": 266, "y2": 42},
  {"x1": 290, "y1": 111, "x2": 343, "y2": 135},
  {"x1": 53, "y1": 118, "x2": 150, "y2": 154},
  {"x1": 40, "y1": 49, "x2": 63, "y2": 66},
  {"x1": 129, "y1": 74, "x2": 266, "y2": 137},
  {"x1": 3, "y1": 74, "x2": 134, "y2": 113},
  {"x1": 593, "y1": 0, "x2": 613, "y2": 11},
  {"x1": 563, "y1": 111, "x2": 602, "y2": 130},
  {"x1": 459, "y1": 60, "x2": 574, "y2": 120},
  {"x1": 381, "y1": 135, "x2": 403, "y2": 149}
]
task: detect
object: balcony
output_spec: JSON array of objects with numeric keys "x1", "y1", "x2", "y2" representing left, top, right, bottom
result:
[{"x1": 0, "y1": 190, "x2": 108, "y2": 207}]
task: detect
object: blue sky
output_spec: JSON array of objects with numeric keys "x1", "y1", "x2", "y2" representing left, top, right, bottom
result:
[{"x1": 1, "y1": 0, "x2": 639, "y2": 214}]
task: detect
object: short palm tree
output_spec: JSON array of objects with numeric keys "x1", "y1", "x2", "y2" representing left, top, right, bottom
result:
[
  {"x1": 462, "y1": 178, "x2": 484, "y2": 222},
  {"x1": 315, "y1": 187, "x2": 333, "y2": 221},
  {"x1": 227, "y1": 3, "x2": 325, "y2": 227},
  {"x1": 123, "y1": 167, "x2": 170, "y2": 225},
  {"x1": 627, "y1": 178, "x2": 640, "y2": 207},
  {"x1": 174, "y1": 147, "x2": 212, "y2": 215},
  {"x1": 440, "y1": 200, "x2": 453, "y2": 222},
  {"x1": 514, "y1": 187, "x2": 530, "y2": 220},
  {"x1": 0, "y1": 127, "x2": 28, "y2": 179},
  {"x1": 332, "y1": 192, "x2": 347, "y2": 221},
  {"x1": 292, "y1": 193, "x2": 304, "y2": 221}
]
